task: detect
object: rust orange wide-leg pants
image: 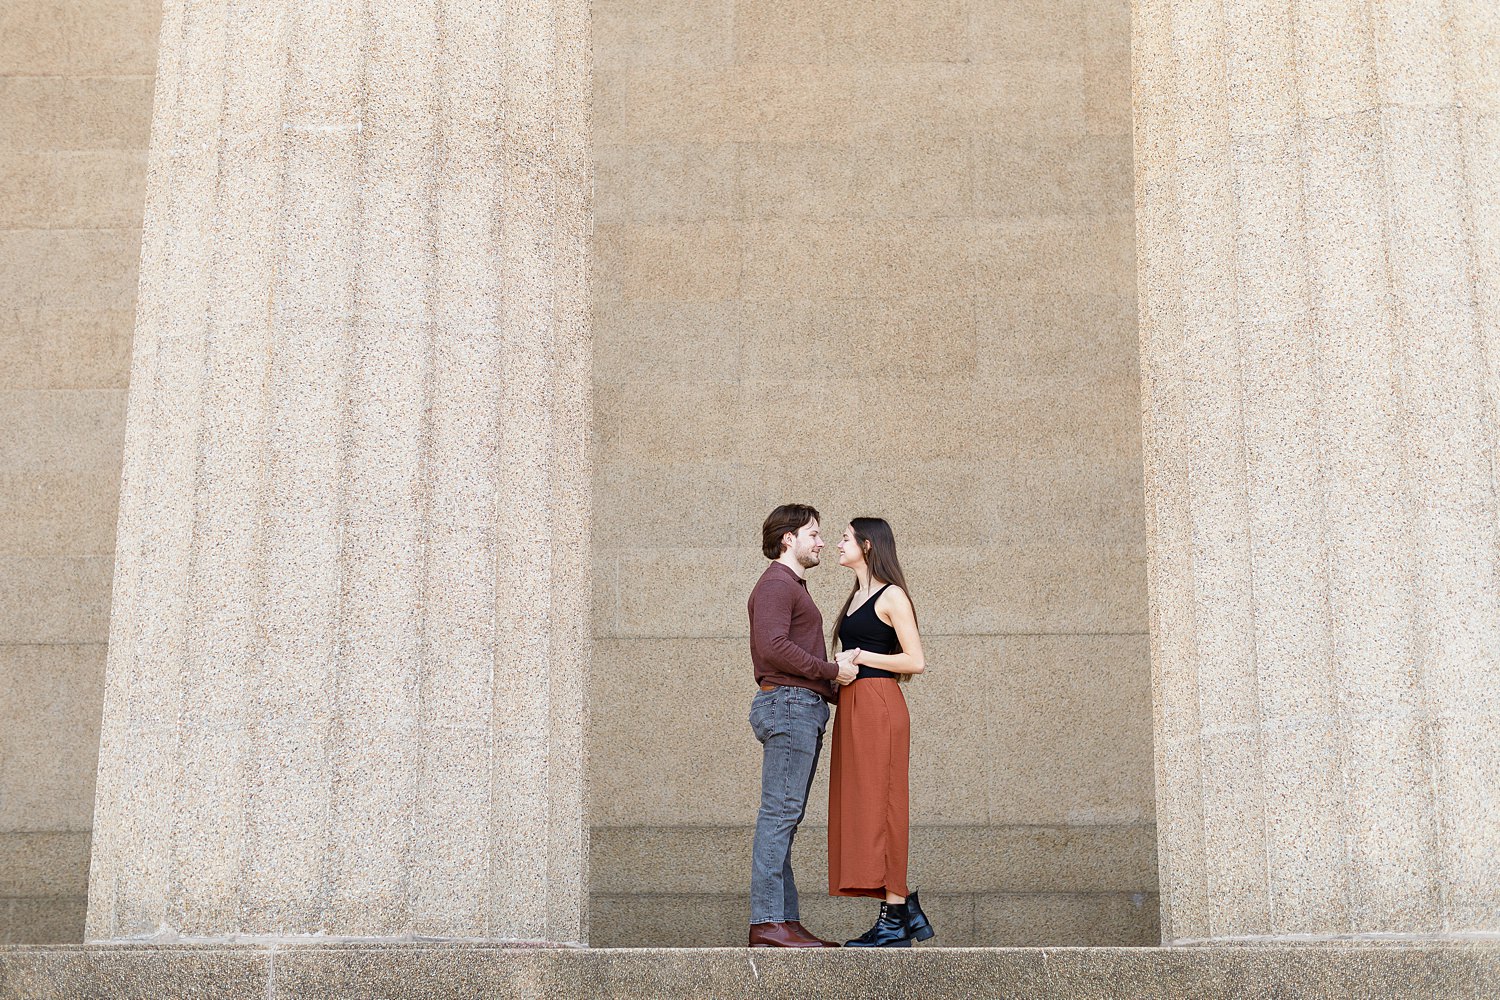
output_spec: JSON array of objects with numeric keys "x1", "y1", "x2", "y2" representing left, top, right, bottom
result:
[{"x1": 828, "y1": 678, "x2": 910, "y2": 899}]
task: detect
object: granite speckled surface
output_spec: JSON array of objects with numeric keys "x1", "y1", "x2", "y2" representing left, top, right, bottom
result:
[
  {"x1": 82, "y1": 0, "x2": 592, "y2": 943},
  {"x1": 1133, "y1": 0, "x2": 1500, "y2": 943},
  {"x1": 1, "y1": 943, "x2": 1497, "y2": 1000}
]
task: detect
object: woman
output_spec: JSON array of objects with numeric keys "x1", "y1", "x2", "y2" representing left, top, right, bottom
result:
[{"x1": 828, "y1": 516, "x2": 935, "y2": 947}]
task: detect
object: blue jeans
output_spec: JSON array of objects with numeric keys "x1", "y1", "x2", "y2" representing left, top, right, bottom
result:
[{"x1": 748, "y1": 684, "x2": 830, "y2": 924}]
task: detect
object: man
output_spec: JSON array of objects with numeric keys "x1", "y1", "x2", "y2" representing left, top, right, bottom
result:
[{"x1": 746, "y1": 503, "x2": 858, "y2": 948}]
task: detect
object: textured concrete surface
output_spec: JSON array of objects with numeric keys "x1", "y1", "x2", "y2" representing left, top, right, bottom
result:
[
  {"x1": 591, "y1": 0, "x2": 1151, "y2": 948},
  {"x1": 1, "y1": 943, "x2": 1497, "y2": 999},
  {"x1": 1134, "y1": 1, "x2": 1500, "y2": 942},
  {"x1": 83, "y1": 0, "x2": 592, "y2": 943},
  {"x1": 0, "y1": 0, "x2": 155, "y2": 947}
]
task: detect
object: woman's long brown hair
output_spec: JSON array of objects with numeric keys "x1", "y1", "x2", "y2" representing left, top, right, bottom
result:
[{"x1": 833, "y1": 517, "x2": 918, "y2": 682}]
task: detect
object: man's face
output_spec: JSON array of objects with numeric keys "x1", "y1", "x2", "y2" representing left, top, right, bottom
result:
[{"x1": 787, "y1": 519, "x2": 824, "y2": 569}]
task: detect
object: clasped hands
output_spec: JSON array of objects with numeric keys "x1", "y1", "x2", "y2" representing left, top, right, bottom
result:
[{"x1": 834, "y1": 648, "x2": 861, "y2": 686}]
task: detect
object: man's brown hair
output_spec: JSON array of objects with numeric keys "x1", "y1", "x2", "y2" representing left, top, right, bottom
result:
[{"x1": 761, "y1": 503, "x2": 821, "y2": 560}]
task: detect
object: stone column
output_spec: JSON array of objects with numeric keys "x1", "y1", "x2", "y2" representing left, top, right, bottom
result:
[
  {"x1": 85, "y1": 0, "x2": 590, "y2": 943},
  {"x1": 1133, "y1": 1, "x2": 1499, "y2": 942}
]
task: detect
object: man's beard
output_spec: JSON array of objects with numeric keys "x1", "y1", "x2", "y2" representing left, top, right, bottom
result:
[{"x1": 797, "y1": 549, "x2": 820, "y2": 568}]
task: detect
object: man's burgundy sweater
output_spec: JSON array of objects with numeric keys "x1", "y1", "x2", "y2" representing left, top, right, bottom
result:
[{"x1": 748, "y1": 560, "x2": 839, "y2": 702}]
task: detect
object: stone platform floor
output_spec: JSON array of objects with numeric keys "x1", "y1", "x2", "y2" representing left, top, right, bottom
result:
[{"x1": 1, "y1": 943, "x2": 1495, "y2": 999}]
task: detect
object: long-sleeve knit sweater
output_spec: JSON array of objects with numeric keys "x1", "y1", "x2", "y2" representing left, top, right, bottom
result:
[{"x1": 748, "y1": 560, "x2": 839, "y2": 702}]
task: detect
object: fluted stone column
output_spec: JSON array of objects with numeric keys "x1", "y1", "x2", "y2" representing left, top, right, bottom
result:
[
  {"x1": 1134, "y1": 1, "x2": 1499, "y2": 943},
  {"x1": 85, "y1": 0, "x2": 590, "y2": 943}
]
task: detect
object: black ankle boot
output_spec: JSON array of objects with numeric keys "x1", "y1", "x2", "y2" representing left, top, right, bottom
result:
[
  {"x1": 844, "y1": 902, "x2": 913, "y2": 948},
  {"x1": 904, "y1": 889, "x2": 935, "y2": 942}
]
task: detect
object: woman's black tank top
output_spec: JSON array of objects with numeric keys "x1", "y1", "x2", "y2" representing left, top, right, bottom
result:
[{"x1": 838, "y1": 584, "x2": 902, "y2": 681}]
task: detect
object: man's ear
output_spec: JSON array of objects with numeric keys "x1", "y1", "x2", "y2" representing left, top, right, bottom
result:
[{"x1": 782, "y1": 531, "x2": 796, "y2": 553}]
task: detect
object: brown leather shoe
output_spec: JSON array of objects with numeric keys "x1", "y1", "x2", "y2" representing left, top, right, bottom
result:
[
  {"x1": 787, "y1": 921, "x2": 841, "y2": 947},
  {"x1": 748, "y1": 921, "x2": 840, "y2": 947}
]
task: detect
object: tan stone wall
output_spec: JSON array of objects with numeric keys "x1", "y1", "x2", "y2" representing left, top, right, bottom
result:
[
  {"x1": 0, "y1": 0, "x2": 157, "y2": 944},
  {"x1": 590, "y1": 0, "x2": 1156, "y2": 945}
]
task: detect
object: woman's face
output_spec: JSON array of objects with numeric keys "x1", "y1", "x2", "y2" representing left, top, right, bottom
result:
[{"x1": 836, "y1": 526, "x2": 864, "y2": 569}]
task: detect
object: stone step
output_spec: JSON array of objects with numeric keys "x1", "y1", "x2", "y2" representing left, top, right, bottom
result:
[
  {"x1": 0, "y1": 891, "x2": 1158, "y2": 949},
  {"x1": 589, "y1": 823, "x2": 1159, "y2": 947},
  {"x1": 0, "y1": 824, "x2": 1159, "y2": 946},
  {"x1": 1, "y1": 943, "x2": 1495, "y2": 999},
  {"x1": 591, "y1": 891, "x2": 1158, "y2": 948}
]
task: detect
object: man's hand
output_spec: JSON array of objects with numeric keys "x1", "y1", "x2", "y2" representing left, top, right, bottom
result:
[{"x1": 835, "y1": 648, "x2": 860, "y2": 686}]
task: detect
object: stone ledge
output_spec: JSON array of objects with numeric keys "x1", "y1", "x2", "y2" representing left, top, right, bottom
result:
[
  {"x1": 0, "y1": 899, "x2": 85, "y2": 947},
  {"x1": 590, "y1": 890, "x2": 1159, "y2": 947},
  {"x1": 2, "y1": 943, "x2": 1495, "y2": 999}
]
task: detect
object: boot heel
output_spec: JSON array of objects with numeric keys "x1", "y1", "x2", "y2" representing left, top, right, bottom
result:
[{"x1": 904, "y1": 890, "x2": 935, "y2": 942}]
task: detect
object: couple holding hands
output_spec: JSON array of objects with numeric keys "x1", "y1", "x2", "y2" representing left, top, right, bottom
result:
[{"x1": 746, "y1": 504, "x2": 935, "y2": 949}]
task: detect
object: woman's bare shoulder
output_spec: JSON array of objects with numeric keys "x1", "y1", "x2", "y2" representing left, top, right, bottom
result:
[{"x1": 877, "y1": 584, "x2": 913, "y2": 609}]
